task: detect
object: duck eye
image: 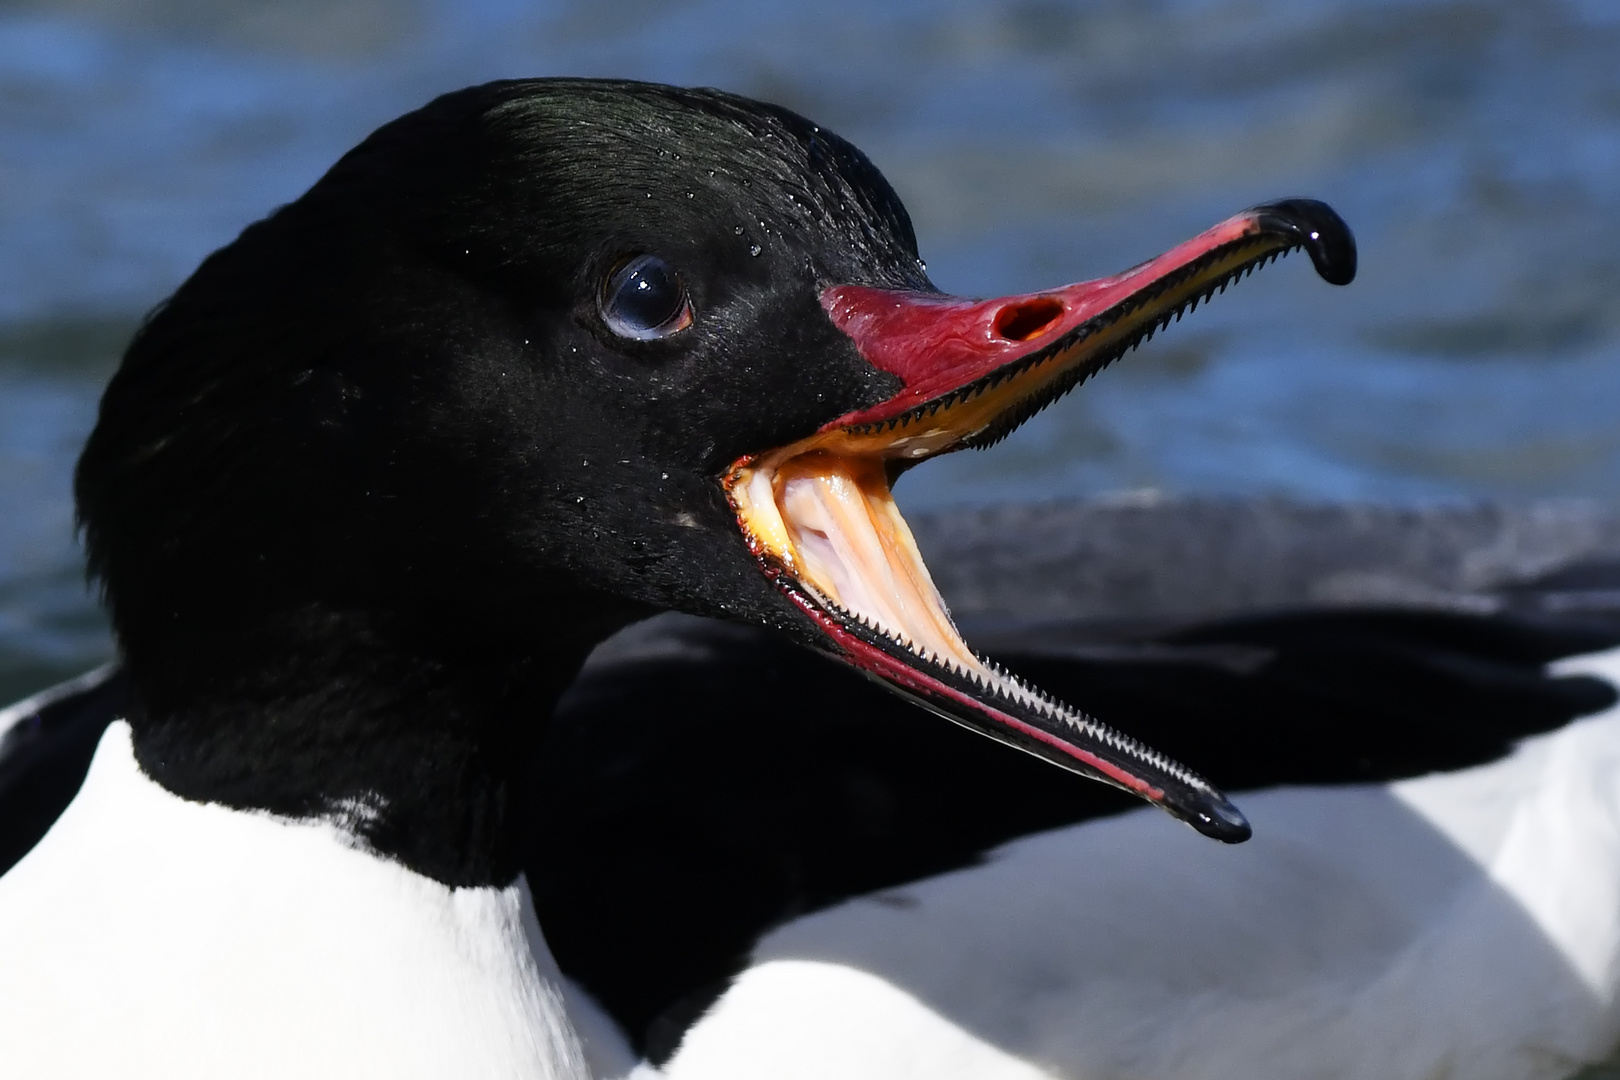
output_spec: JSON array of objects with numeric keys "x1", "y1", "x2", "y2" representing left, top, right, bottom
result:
[{"x1": 599, "y1": 254, "x2": 693, "y2": 341}]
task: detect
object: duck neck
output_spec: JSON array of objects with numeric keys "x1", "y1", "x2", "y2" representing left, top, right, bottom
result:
[{"x1": 122, "y1": 594, "x2": 653, "y2": 887}]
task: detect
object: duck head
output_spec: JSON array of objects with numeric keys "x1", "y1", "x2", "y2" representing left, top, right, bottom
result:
[{"x1": 75, "y1": 79, "x2": 1353, "y2": 885}]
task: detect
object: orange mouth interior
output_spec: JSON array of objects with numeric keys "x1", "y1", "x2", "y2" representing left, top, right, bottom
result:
[
  {"x1": 726, "y1": 431, "x2": 983, "y2": 694},
  {"x1": 723, "y1": 340, "x2": 1107, "y2": 703},
  {"x1": 734, "y1": 449, "x2": 975, "y2": 669}
]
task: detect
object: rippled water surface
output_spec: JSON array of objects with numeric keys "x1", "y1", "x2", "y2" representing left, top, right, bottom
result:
[{"x1": 2, "y1": 0, "x2": 1619, "y2": 698}]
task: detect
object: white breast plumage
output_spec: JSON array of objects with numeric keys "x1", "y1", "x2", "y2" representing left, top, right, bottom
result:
[{"x1": 0, "y1": 721, "x2": 634, "y2": 1080}]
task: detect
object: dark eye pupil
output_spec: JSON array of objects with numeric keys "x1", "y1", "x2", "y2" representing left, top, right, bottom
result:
[{"x1": 601, "y1": 255, "x2": 689, "y2": 340}]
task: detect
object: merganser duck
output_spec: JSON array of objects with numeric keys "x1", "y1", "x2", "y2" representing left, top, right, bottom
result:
[{"x1": 7, "y1": 77, "x2": 1614, "y2": 1079}]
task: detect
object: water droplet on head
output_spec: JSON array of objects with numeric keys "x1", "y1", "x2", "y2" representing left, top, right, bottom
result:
[{"x1": 749, "y1": 244, "x2": 762, "y2": 257}]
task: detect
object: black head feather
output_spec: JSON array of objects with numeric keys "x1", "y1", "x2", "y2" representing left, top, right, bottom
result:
[{"x1": 75, "y1": 79, "x2": 926, "y2": 884}]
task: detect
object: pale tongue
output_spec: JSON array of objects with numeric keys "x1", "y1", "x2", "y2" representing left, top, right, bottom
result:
[{"x1": 778, "y1": 461, "x2": 978, "y2": 671}]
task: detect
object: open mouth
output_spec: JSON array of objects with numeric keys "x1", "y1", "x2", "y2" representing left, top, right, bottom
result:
[{"x1": 724, "y1": 199, "x2": 1356, "y2": 842}]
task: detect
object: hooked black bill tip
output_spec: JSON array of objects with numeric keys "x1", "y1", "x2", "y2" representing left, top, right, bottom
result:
[
  {"x1": 1179, "y1": 791, "x2": 1252, "y2": 844},
  {"x1": 1251, "y1": 198, "x2": 1357, "y2": 287}
]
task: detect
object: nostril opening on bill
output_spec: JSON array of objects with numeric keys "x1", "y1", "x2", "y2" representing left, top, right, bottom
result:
[{"x1": 992, "y1": 297, "x2": 1065, "y2": 342}]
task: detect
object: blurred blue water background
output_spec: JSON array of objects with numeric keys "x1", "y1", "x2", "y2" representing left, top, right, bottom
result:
[{"x1": 2, "y1": 0, "x2": 1619, "y2": 700}]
